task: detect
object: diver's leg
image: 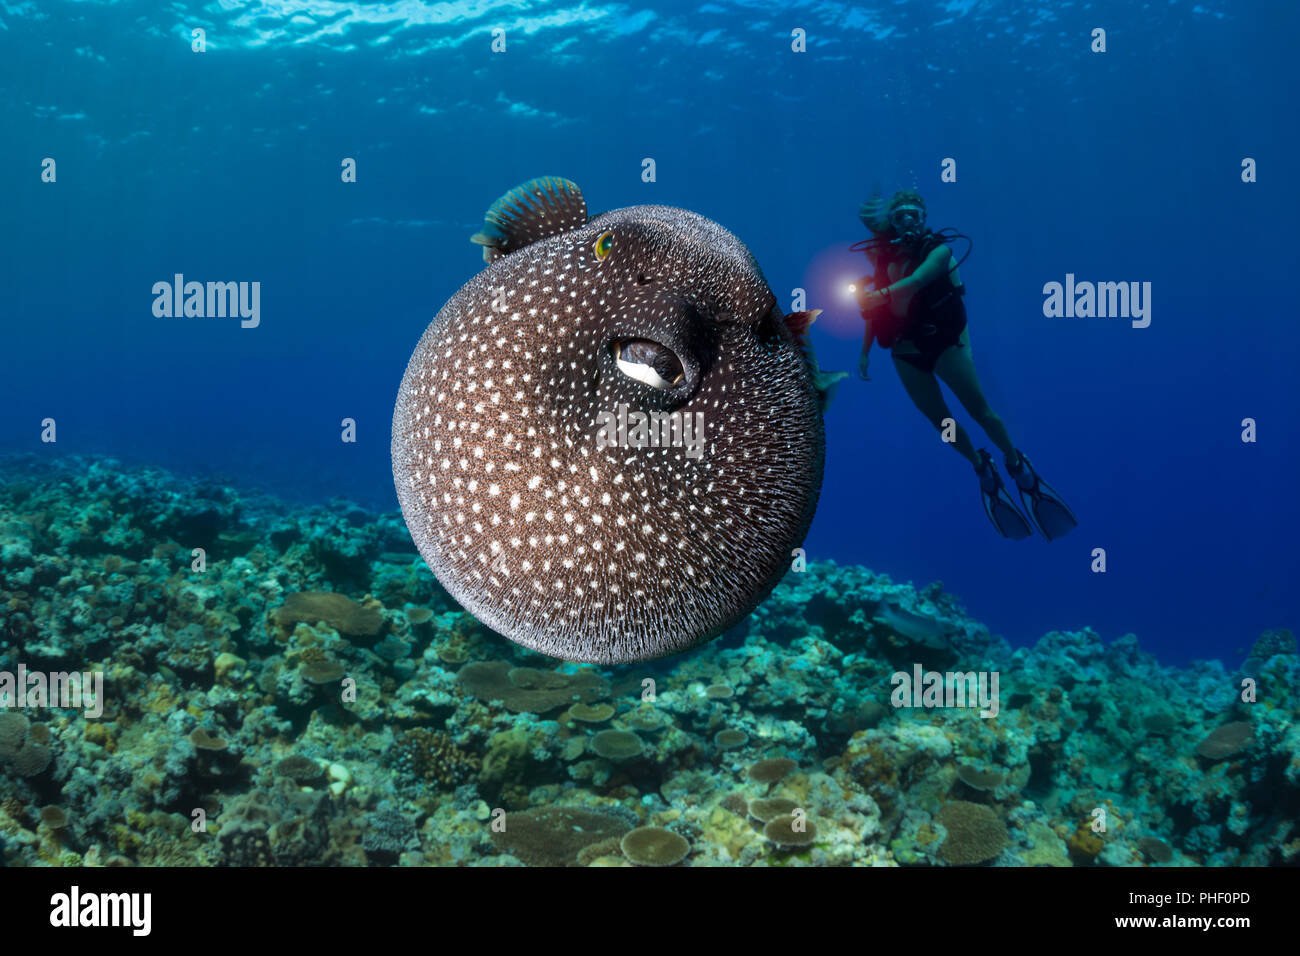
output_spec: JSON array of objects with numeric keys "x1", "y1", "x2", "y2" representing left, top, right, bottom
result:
[
  {"x1": 892, "y1": 353, "x2": 980, "y2": 466},
  {"x1": 934, "y1": 332, "x2": 1017, "y2": 462}
]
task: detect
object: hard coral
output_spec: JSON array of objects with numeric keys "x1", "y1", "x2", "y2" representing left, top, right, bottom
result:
[
  {"x1": 457, "y1": 660, "x2": 609, "y2": 714},
  {"x1": 624, "y1": 708, "x2": 671, "y2": 732},
  {"x1": 1196, "y1": 722, "x2": 1253, "y2": 761},
  {"x1": 568, "y1": 703, "x2": 615, "y2": 723},
  {"x1": 955, "y1": 765, "x2": 1004, "y2": 792},
  {"x1": 297, "y1": 646, "x2": 329, "y2": 664},
  {"x1": 748, "y1": 797, "x2": 799, "y2": 823},
  {"x1": 1067, "y1": 826, "x2": 1104, "y2": 865},
  {"x1": 275, "y1": 591, "x2": 383, "y2": 637},
  {"x1": 492, "y1": 807, "x2": 631, "y2": 867},
  {"x1": 391, "y1": 729, "x2": 480, "y2": 787},
  {"x1": 591, "y1": 729, "x2": 644, "y2": 760},
  {"x1": 508, "y1": 667, "x2": 569, "y2": 690},
  {"x1": 1138, "y1": 836, "x2": 1173, "y2": 864},
  {"x1": 436, "y1": 644, "x2": 469, "y2": 665},
  {"x1": 621, "y1": 827, "x2": 690, "y2": 866},
  {"x1": 0, "y1": 713, "x2": 29, "y2": 759},
  {"x1": 937, "y1": 801, "x2": 1008, "y2": 865},
  {"x1": 13, "y1": 741, "x2": 52, "y2": 777},
  {"x1": 576, "y1": 837, "x2": 624, "y2": 866},
  {"x1": 216, "y1": 788, "x2": 335, "y2": 866},
  {"x1": 217, "y1": 823, "x2": 274, "y2": 867},
  {"x1": 275, "y1": 756, "x2": 325, "y2": 785},
  {"x1": 1143, "y1": 711, "x2": 1177, "y2": 736},
  {"x1": 764, "y1": 813, "x2": 818, "y2": 849},
  {"x1": 747, "y1": 758, "x2": 797, "y2": 785},
  {"x1": 719, "y1": 792, "x2": 749, "y2": 816},
  {"x1": 39, "y1": 806, "x2": 69, "y2": 829},
  {"x1": 1248, "y1": 628, "x2": 1296, "y2": 661},
  {"x1": 715, "y1": 729, "x2": 749, "y2": 750},
  {"x1": 190, "y1": 728, "x2": 227, "y2": 752},
  {"x1": 361, "y1": 809, "x2": 415, "y2": 864},
  {"x1": 404, "y1": 607, "x2": 434, "y2": 625},
  {"x1": 300, "y1": 660, "x2": 346, "y2": 685}
]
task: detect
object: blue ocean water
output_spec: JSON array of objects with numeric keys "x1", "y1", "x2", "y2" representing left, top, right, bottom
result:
[{"x1": 2, "y1": 0, "x2": 1296, "y2": 672}]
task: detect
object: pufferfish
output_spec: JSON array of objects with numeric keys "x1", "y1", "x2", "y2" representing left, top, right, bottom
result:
[{"x1": 392, "y1": 176, "x2": 844, "y2": 664}]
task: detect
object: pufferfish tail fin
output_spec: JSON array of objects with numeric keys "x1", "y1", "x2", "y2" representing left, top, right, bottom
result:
[
  {"x1": 470, "y1": 176, "x2": 589, "y2": 264},
  {"x1": 784, "y1": 309, "x2": 848, "y2": 414}
]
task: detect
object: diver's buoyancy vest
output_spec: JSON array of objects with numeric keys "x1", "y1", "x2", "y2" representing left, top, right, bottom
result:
[{"x1": 871, "y1": 231, "x2": 964, "y2": 347}]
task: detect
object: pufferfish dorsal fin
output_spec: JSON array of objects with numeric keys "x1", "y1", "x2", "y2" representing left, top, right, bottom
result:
[{"x1": 469, "y1": 176, "x2": 588, "y2": 264}]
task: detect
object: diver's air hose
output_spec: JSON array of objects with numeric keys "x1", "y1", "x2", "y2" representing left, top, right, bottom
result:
[{"x1": 852, "y1": 229, "x2": 973, "y2": 277}]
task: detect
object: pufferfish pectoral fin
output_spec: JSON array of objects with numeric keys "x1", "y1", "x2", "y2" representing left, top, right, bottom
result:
[
  {"x1": 783, "y1": 308, "x2": 822, "y2": 339},
  {"x1": 783, "y1": 309, "x2": 848, "y2": 413},
  {"x1": 469, "y1": 176, "x2": 589, "y2": 264}
]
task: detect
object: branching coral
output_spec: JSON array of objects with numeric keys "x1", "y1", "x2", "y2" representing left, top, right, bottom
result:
[{"x1": 390, "y1": 729, "x2": 480, "y2": 787}]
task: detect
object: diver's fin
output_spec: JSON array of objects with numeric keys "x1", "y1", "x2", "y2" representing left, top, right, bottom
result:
[
  {"x1": 1009, "y1": 452, "x2": 1078, "y2": 541},
  {"x1": 470, "y1": 176, "x2": 588, "y2": 264},
  {"x1": 976, "y1": 450, "x2": 1034, "y2": 540}
]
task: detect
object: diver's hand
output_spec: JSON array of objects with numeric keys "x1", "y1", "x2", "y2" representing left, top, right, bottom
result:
[
  {"x1": 858, "y1": 352, "x2": 872, "y2": 381},
  {"x1": 856, "y1": 288, "x2": 886, "y2": 313}
]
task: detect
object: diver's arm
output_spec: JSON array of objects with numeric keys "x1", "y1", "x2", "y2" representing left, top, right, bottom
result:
[
  {"x1": 884, "y1": 245, "x2": 951, "y2": 295},
  {"x1": 877, "y1": 245, "x2": 951, "y2": 317}
]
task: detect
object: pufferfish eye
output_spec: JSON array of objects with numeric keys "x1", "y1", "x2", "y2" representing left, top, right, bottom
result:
[
  {"x1": 614, "y1": 339, "x2": 685, "y2": 390},
  {"x1": 594, "y1": 231, "x2": 614, "y2": 261}
]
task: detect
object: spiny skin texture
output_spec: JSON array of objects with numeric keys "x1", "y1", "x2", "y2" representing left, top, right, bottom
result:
[{"x1": 393, "y1": 203, "x2": 824, "y2": 664}]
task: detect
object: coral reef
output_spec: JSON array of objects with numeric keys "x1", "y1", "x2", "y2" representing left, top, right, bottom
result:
[{"x1": 0, "y1": 453, "x2": 1296, "y2": 867}]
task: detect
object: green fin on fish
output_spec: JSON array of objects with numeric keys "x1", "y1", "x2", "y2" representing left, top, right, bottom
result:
[
  {"x1": 470, "y1": 176, "x2": 589, "y2": 263},
  {"x1": 810, "y1": 368, "x2": 849, "y2": 413}
]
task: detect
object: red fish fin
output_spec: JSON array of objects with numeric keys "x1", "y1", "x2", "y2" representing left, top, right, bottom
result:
[{"x1": 783, "y1": 309, "x2": 822, "y2": 339}]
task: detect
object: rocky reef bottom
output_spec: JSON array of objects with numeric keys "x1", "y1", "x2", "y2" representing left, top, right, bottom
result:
[{"x1": 0, "y1": 453, "x2": 1296, "y2": 867}]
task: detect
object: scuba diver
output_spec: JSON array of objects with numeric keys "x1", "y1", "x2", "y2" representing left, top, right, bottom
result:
[{"x1": 853, "y1": 187, "x2": 1077, "y2": 540}]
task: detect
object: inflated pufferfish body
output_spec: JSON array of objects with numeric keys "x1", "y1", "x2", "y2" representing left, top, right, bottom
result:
[{"x1": 392, "y1": 177, "x2": 842, "y2": 664}]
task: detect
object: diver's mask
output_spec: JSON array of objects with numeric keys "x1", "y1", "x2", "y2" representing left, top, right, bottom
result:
[{"x1": 889, "y1": 204, "x2": 926, "y2": 241}]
